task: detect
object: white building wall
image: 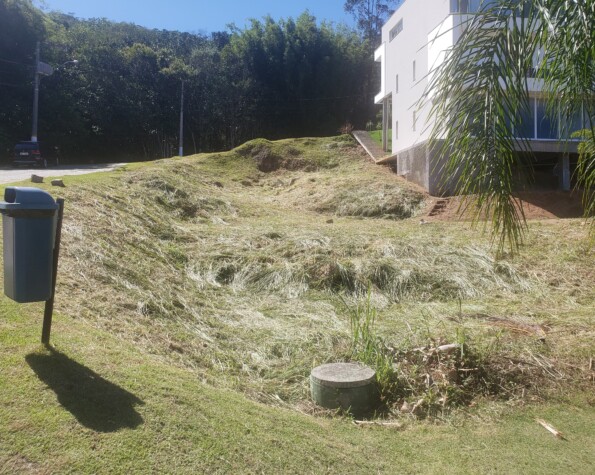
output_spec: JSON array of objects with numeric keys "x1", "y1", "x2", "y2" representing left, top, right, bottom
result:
[
  {"x1": 377, "y1": 2, "x2": 550, "y2": 155},
  {"x1": 375, "y1": 2, "x2": 582, "y2": 195},
  {"x1": 379, "y1": 0, "x2": 452, "y2": 154},
  {"x1": 427, "y1": 16, "x2": 455, "y2": 105},
  {"x1": 374, "y1": 43, "x2": 387, "y2": 104}
]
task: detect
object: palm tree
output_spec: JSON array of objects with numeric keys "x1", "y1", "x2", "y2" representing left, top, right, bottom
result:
[{"x1": 422, "y1": 0, "x2": 594, "y2": 253}]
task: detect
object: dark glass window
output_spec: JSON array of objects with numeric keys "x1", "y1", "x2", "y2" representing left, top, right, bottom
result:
[
  {"x1": 560, "y1": 105, "x2": 583, "y2": 138},
  {"x1": 469, "y1": 0, "x2": 482, "y2": 11},
  {"x1": 536, "y1": 99, "x2": 558, "y2": 139},
  {"x1": 451, "y1": 0, "x2": 476, "y2": 13},
  {"x1": 451, "y1": 0, "x2": 519, "y2": 14},
  {"x1": 389, "y1": 19, "x2": 403, "y2": 41},
  {"x1": 516, "y1": 98, "x2": 535, "y2": 139},
  {"x1": 451, "y1": 0, "x2": 469, "y2": 13}
]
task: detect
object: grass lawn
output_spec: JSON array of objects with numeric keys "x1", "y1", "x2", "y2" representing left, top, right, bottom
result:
[
  {"x1": 0, "y1": 135, "x2": 593, "y2": 473},
  {"x1": 369, "y1": 129, "x2": 392, "y2": 153},
  {"x1": 2, "y1": 301, "x2": 594, "y2": 474}
]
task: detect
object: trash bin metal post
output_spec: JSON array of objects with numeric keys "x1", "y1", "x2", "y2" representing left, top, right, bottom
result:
[{"x1": 41, "y1": 198, "x2": 64, "y2": 345}]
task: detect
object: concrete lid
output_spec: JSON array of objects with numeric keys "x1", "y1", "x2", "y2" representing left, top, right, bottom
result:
[{"x1": 310, "y1": 363, "x2": 376, "y2": 389}]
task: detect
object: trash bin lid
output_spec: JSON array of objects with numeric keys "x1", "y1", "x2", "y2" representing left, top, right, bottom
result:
[{"x1": 0, "y1": 187, "x2": 58, "y2": 211}]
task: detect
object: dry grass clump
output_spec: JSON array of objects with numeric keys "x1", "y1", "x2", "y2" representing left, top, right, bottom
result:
[
  {"x1": 48, "y1": 135, "x2": 594, "y2": 420},
  {"x1": 186, "y1": 238, "x2": 530, "y2": 303},
  {"x1": 315, "y1": 183, "x2": 424, "y2": 219},
  {"x1": 380, "y1": 336, "x2": 568, "y2": 419},
  {"x1": 234, "y1": 136, "x2": 352, "y2": 173},
  {"x1": 138, "y1": 175, "x2": 237, "y2": 221},
  {"x1": 342, "y1": 294, "x2": 592, "y2": 420},
  {"x1": 224, "y1": 135, "x2": 427, "y2": 220}
]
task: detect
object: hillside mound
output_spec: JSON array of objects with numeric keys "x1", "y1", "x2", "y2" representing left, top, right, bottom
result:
[
  {"x1": 13, "y1": 135, "x2": 592, "y2": 420},
  {"x1": 231, "y1": 136, "x2": 426, "y2": 219}
]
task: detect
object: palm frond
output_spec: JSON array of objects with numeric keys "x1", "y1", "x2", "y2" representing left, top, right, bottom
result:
[
  {"x1": 537, "y1": 0, "x2": 595, "y2": 232},
  {"x1": 423, "y1": 0, "x2": 595, "y2": 251},
  {"x1": 421, "y1": 1, "x2": 540, "y2": 253}
]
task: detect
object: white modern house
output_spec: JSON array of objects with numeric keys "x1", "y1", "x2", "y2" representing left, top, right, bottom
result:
[{"x1": 374, "y1": 0, "x2": 584, "y2": 195}]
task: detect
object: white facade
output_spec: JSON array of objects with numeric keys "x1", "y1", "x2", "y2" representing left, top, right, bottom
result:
[
  {"x1": 374, "y1": 0, "x2": 581, "y2": 194},
  {"x1": 375, "y1": 0, "x2": 452, "y2": 154}
]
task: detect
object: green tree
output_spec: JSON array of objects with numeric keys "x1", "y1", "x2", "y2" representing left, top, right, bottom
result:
[
  {"x1": 1, "y1": 1, "x2": 376, "y2": 161},
  {"x1": 343, "y1": 0, "x2": 401, "y2": 44},
  {"x1": 0, "y1": 0, "x2": 46, "y2": 153},
  {"x1": 423, "y1": 0, "x2": 595, "y2": 252}
]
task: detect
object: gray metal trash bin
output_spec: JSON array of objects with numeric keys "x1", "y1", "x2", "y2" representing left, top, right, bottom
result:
[{"x1": 0, "y1": 187, "x2": 58, "y2": 303}]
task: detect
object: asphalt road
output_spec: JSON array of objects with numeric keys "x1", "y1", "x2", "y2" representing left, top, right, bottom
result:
[{"x1": 0, "y1": 163, "x2": 126, "y2": 185}]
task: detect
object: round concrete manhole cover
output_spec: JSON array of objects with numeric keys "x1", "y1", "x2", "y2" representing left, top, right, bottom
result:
[
  {"x1": 311, "y1": 363, "x2": 376, "y2": 388},
  {"x1": 310, "y1": 363, "x2": 378, "y2": 416}
]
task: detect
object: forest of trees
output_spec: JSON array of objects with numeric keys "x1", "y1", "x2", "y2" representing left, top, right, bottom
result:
[{"x1": 0, "y1": 0, "x2": 395, "y2": 161}]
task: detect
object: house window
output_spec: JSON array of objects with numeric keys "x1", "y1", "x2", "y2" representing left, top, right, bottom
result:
[
  {"x1": 536, "y1": 99, "x2": 558, "y2": 139},
  {"x1": 562, "y1": 104, "x2": 585, "y2": 138},
  {"x1": 395, "y1": 121, "x2": 399, "y2": 140},
  {"x1": 412, "y1": 61, "x2": 416, "y2": 82},
  {"x1": 412, "y1": 111, "x2": 417, "y2": 131},
  {"x1": 451, "y1": 0, "x2": 528, "y2": 16},
  {"x1": 516, "y1": 98, "x2": 536, "y2": 139},
  {"x1": 526, "y1": 66, "x2": 537, "y2": 79},
  {"x1": 526, "y1": 48, "x2": 542, "y2": 78},
  {"x1": 451, "y1": 0, "x2": 472, "y2": 13},
  {"x1": 389, "y1": 19, "x2": 403, "y2": 41},
  {"x1": 514, "y1": 97, "x2": 561, "y2": 140},
  {"x1": 451, "y1": 0, "x2": 484, "y2": 13},
  {"x1": 395, "y1": 74, "x2": 399, "y2": 93}
]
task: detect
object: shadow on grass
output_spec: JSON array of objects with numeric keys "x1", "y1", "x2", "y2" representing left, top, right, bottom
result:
[{"x1": 26, "y1": 348, "x2": 144, "y2": 433}]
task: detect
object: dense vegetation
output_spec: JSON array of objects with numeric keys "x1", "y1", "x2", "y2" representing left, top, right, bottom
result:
[{"x1": 0, "y1": 0, "x2": 379, "y2": 161}]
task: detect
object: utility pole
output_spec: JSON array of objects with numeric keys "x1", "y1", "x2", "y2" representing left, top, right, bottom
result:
[
  {"x1": 31, "y1": 42, "x2": 65, "y2": 143},
  {"x1": 31, "y1": 41, "x2": 40, "y2": 142},
  {"x1": 178, "y1": 80, "x2": 185, "y2": 157}
]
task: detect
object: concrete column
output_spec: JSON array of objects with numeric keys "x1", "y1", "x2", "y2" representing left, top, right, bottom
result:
[
  {"x1": 382, "y1": 99, "x2": 388, "y2": 152},
  {"x1": 559, "y1": 154, "x2": 570, "y2": 191}
]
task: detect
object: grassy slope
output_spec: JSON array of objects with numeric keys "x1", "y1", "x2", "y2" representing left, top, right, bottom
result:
[
  {"x1": 1, "y1": 135, "x2": 594, "y2": 473},
  {"x1": 2, "y1": 302, "x2": 594, "y2": 474}
]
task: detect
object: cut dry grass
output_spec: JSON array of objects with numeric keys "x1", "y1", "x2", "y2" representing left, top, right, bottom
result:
[
  {"x1": 1, "y1": 300, "x2": 594, "y2": 474},
  {"x1": 1, "y1": 135, "x2": 593, "y2": 421}
]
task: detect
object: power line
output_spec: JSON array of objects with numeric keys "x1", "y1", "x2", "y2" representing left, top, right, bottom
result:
[
  {"x1": 0, "y1": 57, "x2": 31, "y2": 66},
  {"x1": 184, "y1": 93, "x2": 370, "y2": 112},
  {"x1": 297, "y1": 93, "x2": 368, "y2": 102},
  {"x1": 0, "y1": 81, "x2": 25, "y2": 88}
]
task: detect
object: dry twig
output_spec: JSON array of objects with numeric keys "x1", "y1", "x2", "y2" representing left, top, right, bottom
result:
[
  {"x1": 536, "y1": 419, "x2": 566, "y2": 440},
  {"x1": 353, "y1": 420, "x2": 403, "y2": 428}
]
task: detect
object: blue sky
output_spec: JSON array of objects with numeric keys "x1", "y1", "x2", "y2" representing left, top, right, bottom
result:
[{"x1": 36, "y1": 0, "x2": 356, "y2": 33}]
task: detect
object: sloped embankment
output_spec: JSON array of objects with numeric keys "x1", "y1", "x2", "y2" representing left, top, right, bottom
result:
[
  {"x1": 233, "y1": 136, "x2": 425, "y2": 219},
  {"x1": 46, "y1": 135, "x2": 593, "y2": 415}
]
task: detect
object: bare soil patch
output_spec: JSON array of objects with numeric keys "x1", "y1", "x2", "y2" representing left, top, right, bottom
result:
[{"x1": 423, "y1": 191, "x2": 585, "y2": 222}]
